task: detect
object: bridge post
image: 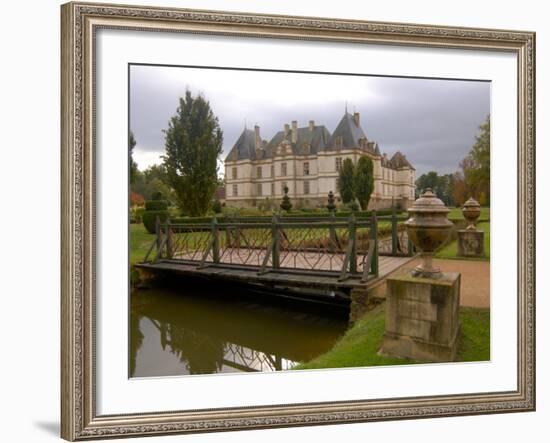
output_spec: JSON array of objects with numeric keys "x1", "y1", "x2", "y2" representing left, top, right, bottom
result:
[
  {"x1": 370, "y1": 210, "x2": 379, "y2": 276},
  {"x1": 155, "y1": 216, "x2": 163, "y2": 258},
  {"x1": 165, "y1": 219, "x2": 173, "y2": 259},
  {"x1": 211, "y1": 216, "x2": 220, "y2": 263},
  {"x1": 329, "y1": 210, "x2": 337, "y2": 253},
  {"x1": 349, "y1": 213, "x2": 357, "y2": 274},
  {"x1": 271, "y1": 214, "x2": 280, "y2": 269},
  {"x1": 391, "y1": 206, "x2": 398, "y2": 256}
]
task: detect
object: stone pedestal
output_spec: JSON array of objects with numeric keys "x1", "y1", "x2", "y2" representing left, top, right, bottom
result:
[
  {"x1": 457, "y1": 229, "x2": 485, "y2": 257},
  {"x1": 381, "y1": 270, "x2": 461, "y2": 362}
]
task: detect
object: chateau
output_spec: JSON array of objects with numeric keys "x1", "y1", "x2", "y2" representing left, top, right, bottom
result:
[{"x1": 224, "y1": 110, "x2": 416, "y2": 210}]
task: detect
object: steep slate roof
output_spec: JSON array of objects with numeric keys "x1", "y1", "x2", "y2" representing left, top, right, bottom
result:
[
  {"x1": 390, "y1": 151, "x2": 415, "y2": 170},
  {"x1": 327, "y1": 112, "x2": 372, "y2": 152},
  {"x1": 224, "y1": 112, "x2": 414, "y2": 170},
  {"x1": 224, "y1": 128, "x2": 267, "y2": 162},
  {"x1": 266, "y1": 125, "x2": 331, "y2": 156}
]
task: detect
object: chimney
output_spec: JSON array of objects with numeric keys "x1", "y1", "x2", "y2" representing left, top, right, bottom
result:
[
  {"x1": 254, "y1": 125, "x2": 261, "y2": 150},
  {"x1": 309, "y1": 120, "x2": 315, "y2": 131},
  {"x1": 284, "y1": 123, "x2": 290, "y2": 139},
  {"x1": 353, "y1": 112, "x2": 360, "y2": 126},
  {"x1": 291, "y1": 120, "x2": 298, "y2": 143}
]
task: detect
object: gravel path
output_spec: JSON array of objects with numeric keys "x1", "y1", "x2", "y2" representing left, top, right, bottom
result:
[{"x1": 372, "y1": 257, "x2": 490, "y2": 309}]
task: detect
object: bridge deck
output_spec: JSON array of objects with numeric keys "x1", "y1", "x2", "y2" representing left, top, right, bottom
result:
[{"x1": 136, "y1": 255, "x2": 415, "y2": 292}]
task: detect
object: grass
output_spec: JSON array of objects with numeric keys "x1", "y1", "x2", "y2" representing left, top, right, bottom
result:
[
  {"x1": 293, "y1": 304, "x2": 490, "y2": 370},
  {"x1": 130, "y1": 223, "x2": 156, "y2": 265},
  {"x1": 435, "y1": 222, "x2": 490, "y2": 261},
  {"x1": 448, "y1": 206, "x2": 490, "y2": 222}
]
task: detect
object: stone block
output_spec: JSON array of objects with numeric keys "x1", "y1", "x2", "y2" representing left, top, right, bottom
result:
[
  {"x1": 381, "y1": 269, "x2": 461, "y2": 362},
  {"x1": 457, "y1": 229, "x2": 485, "y2": 257}
]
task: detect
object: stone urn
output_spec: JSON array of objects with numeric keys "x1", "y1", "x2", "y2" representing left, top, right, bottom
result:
[
  {"x1": 405, "y1": 188, "x2": 453, "y2": 277},
  {"x1": 462, "y1": 197, "x2": 481, "y2": 231}
]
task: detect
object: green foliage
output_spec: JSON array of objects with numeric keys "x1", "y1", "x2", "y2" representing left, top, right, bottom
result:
[
  {"x1": 142, "y1": 210, "x2": 169, "y2": 234},
  {"x1": 129, "y1": 206, "x2": 145, "y2": 224},
  {"x1": 338, "y1": 158, "x2": 355, "y2": 204},
  {"x1": 280, "y1": 186, "x2": 292, "y2": 212},
  {"x1": 211, "y1": 199, "x2": 223, "y2": 214},
  {"x1": 129, "y1": 131, "x2": 138, "y2": 184},
  {"x1": 416, "y1": 171, "x2": 456, "y2": 206},
  {"x1": 462, "y1": 115, "x2": 490, "y2": 204},
  {"x1": 144, "y1": 200, "x2": 168, "y2": 211},
  {"x1": 131, "y1": 168, "x2": 174, "y2": 204},
  {"x1": 354, "y1": 156, "x2": 374, "y2": 210},
  {"x1": 163, "y1": 90, "x2": 223, "y2": 217}
]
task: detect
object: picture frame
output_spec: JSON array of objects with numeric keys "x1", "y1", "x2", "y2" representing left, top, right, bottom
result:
[{"x1": 61, "y1": 1, "x2": 536, "y2": 440}]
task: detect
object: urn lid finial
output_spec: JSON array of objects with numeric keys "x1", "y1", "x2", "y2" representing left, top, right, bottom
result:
[{"x1": 408, "y1": 188, "x2": 450, "y2": 214}]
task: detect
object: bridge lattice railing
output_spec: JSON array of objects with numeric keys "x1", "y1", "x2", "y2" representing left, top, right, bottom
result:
[{"x1": 143, "y1": 210, "x2": 414, "y2": 281}]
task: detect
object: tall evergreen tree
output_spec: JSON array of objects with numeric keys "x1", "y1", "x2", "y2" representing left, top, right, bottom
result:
[
  {"x1": 354, "y1": 156, "x2": 374, "y2": 210},
  {"x1": 129, "y1": 131, "x2": 138, "y2": 184},
  {"x1": 338, "y1": 158, "x2": 355, "y2": 204},
  {"x1": 163, "y1": 90, "x2": 223, "y2": 216}
]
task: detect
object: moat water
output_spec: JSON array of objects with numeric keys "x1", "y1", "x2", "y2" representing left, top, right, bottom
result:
[{"x1": 130, "y1": 281, "x2": 348, "y2": 377}]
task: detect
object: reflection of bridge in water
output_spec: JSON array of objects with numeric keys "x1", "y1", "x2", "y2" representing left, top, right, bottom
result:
[
  {"x1": 130, "y1": 286, "x2": 347, "y2": 377},
  {"x1": 136, "y1": 212, "x2": 416, "y2": 299},
  {"x1": 147, "y1": 317, "x2": 297, "y2": 372}
]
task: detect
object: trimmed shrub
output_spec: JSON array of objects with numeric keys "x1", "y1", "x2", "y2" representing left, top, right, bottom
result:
[
  {"x1": 142, "y1": 210, "x2": 169, "y2": 234},
  {"x1": 212, "y1": 199, "x2": 223, "y2": 214},
  {"x1": 145, "y1": 200, "x2": 169, "y2": 211}
]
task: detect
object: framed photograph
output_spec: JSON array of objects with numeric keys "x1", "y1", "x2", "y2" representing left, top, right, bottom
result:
[{"x1": 61, "y1": 1, "x2": 535, "y2": 440}]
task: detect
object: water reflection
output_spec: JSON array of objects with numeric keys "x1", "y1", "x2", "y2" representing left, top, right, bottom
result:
[{"x1": 130, "y1": 282, "x2": 348, "y2": 377}]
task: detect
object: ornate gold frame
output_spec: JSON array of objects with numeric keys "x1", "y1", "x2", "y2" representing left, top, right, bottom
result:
[{"x1": 61, "y1": 2, "x2": 536, "y2": 440}]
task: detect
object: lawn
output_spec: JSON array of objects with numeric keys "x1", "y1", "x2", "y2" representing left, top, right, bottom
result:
[
  {"x1": 447, "y1": 206, "x2": 490, "y2": 222},
  {"x1": 130, "y1": 223, "x2": 156, "y2": 265},
  {"x1": 293, "y1": 303, "x2": 490, "y2": 370},
  {"x1": 435, "y1": 221, "x2": 490, "y2": 261}
]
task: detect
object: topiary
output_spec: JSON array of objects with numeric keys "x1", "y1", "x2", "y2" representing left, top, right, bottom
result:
[
  {"x1": 280, "y1": 186, "x2": 292, "y2": 212},
  {"x1": 142, "y1": 210, "x2": 169, "y2": 234},
  {"x1": 142, "y1": 194, "x2": 169, "y2": 234},
  {"x1": 145, "y1": 200, "x2": 168, "y2": 211}
]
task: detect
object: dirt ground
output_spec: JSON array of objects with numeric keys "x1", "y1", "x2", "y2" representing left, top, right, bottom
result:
[{"x1": 372, "y1": 258, "x2": 490, "y2": 309}]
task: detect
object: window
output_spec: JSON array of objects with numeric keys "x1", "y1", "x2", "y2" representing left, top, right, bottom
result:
[
  {"x1": 335, "y1": 177, "x2": 340, "y2": 191},
  {"x1": 257, "y1": 183, "x2": 262, "y2": 196},
  {"x1": 232, "y1": 184, "x2": 238, "y2": 196},
  {"x1": 335, "y1": 157, "x2": 342, "y2": 172},
  {"x1": 335, "y1": 136, "x2": 343, "y2": 149},
  {"x1": 271, "y1": 165, "x2": 275, "y2": 177},
  {"x1": 281, "y1": 181, "x2": 287, "y2": 193},
  {"x1": 232, "y1": 167, "x2": 237, "y2": 180},
  {"x1": 271, "y1": 182, "x2": 275, "y2": 196},
  {"x1": 281, "y1": 162, "x2": 287, "y2": 176},
  {"x1": 256, "y1": 166, "x2": 262, "y2": 178},
  {"x1": 303, "y1": 181, "x2": 310, "y2": 195},
  {"x1": 303, "y1": 162, "x2": 310, "y2": 175}
]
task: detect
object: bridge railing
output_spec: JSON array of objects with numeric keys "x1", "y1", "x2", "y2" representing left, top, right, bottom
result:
[{"x1": 142, "y1": 209, "x2": 414, "y2": 282}]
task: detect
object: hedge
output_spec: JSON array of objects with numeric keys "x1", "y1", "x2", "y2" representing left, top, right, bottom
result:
[
  {"x1": 142, "y1": 210, "x2": 170, "y2": 234},
  {"x1": 145, "y1": 200, "x2": 169, "y2": 211}
]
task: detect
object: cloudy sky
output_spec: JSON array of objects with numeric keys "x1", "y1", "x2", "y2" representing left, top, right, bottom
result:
[{"x1": 130, "y1": 64, "x2": 490, "y2": 177}]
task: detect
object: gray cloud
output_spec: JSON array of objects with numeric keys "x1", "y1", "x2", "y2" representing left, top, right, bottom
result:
[{"x1": 130, "y1": 65, "x2": 490, "y2": 177}]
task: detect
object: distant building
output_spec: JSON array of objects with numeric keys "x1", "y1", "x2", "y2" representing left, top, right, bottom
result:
[{"x1": 224, "y1": 110, "x2": 415, "y2": 210}]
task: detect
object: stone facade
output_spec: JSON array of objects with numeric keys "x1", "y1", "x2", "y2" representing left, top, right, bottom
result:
[
  {"x1": 381, "y1": 269, "x2": 461, "y2": 362},
  {"x1": 224, "y1": 111, "x2": 416, "y2": 210}
]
